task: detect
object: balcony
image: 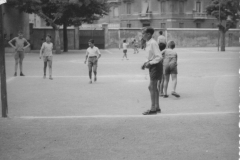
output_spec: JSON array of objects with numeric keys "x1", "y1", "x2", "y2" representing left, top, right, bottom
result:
[
  {"x1": 192, "y1": 13, "x2": 208, "y2": 19},
  {"x1": 138, "y1": 12, "x2": 152, "y2": 21}
]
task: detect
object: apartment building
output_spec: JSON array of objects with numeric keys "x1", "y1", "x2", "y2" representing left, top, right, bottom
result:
[{"x1": 97, "y1": 0, "x2": 225, "y2": 28}]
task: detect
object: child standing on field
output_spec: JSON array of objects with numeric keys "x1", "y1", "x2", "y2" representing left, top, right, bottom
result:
[
  {"x1": 39, "y1": 35, "x2": 53, "y2": 80},
  {"x1": 122, "y1": 39, "x2": 129, "y2": 60},
  {"x1": 162, "y1": 40, "x2": 180, "y2": 98},
  {"x1": 8, "y1": 31, "x2": 30, "y2": 76}
]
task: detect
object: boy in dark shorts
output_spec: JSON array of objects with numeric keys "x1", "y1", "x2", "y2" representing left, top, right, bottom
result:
[
  {"x1": 141, "y1": 27, "x2": 163, "y2": 115},
  {"x1": 8, "y1": 31, "x2": 30, "y2": 76},
  {"x1": 162, "y1": 41, "x2": 180, "y2": 98},
  {"x1": 84, "y1": 39, "x2": 101, "y2": 84}
]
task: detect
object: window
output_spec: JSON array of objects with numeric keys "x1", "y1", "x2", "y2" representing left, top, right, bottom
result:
[
  {"x1": 196, "y1": 1, "x2": 201, "y2": 12},
  {"x1": 179, "y1": 1, "x2": 184, "y2": 13},
  {"x1": 143, "y1": 23, "x2": 150, "y2": 27},
  {"x1": 113, "y1": 7, "x2": 119, "y2": 17},
  {"x1": 196, "y1": 22, "x2": 201, "y2": 28},
  {"x1": 127, "y1": 24, "x2": 131, "y2": 28},
  {"x1": 161, "y1": 23, "x2": 166, "y2": 28},
  {"x1": 161, "y1": 1, "x2": 165, "y2": 13},
  {"x1": 141, "y1": 0, "x2": 149, "y2": 17},
  {"x1": 179, "y1": 23, "x2": 184, "y2": 28},
  {"x1": 127, "y1": 3, "x2": 131, "y2": 14}
]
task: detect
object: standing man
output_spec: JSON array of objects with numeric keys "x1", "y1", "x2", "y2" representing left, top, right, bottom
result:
[
  {"x1": 84, "y1": 39, "x2": 101, "y2": 84},
  {"x1": 157, "y1": 31, "x2": 167, "y2": 96},
  {"x1": 8, "y1": 31, "x2": 30, "y2": 76},
  {"x1": 141, "y1": 27, "x2": 163, "y2": 115}
]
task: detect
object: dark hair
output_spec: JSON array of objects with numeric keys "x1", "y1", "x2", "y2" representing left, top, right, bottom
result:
[
  {"x1": 123, "y1": 39, "x2": 126, "y2": 43},
  {"x1": 46, "y1": 35, "x2": 51, "y2": 39},
  {"x1": 144, "y1": 27, "x2": 154, "y2": 35},
  {"x1": 159, "y1": 31, "x2": 163, "y2": 35},
  {"x1": 167, "y1": 40, "x2": 175, "y2": 49},
  {"x1": 89, "y1": 39, "x2": 94, "y2": 44}
]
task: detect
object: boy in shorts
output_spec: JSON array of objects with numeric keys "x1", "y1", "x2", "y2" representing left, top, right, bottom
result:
[
  {"x1": 39, "y1": 35, "x2": 53, "y2": 80},
  {"x1": 162, "y1": 41, "x2": 180, "y2": 98},
  {"x1": 122, "y1": 39, "x2": 129, "y2": 60},
  {"x1": 84, "y1": 39, "x2": 101, "y2": 84},
  {"x1": 141, "y1": 27, "x2": 163, "y2": 115},
  {"x1": 8, "y1": 31, "x2": 30, "y2": 76}
]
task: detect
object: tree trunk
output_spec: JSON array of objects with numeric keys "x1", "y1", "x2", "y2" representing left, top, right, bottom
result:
[
  {"x1": 0, "y1": 6, "x2": 8, "y2": 117},
  {"x1": 74, "y1": 26, "x2": 79, "y2": 49},
  {"x1": 55, "y1": 28, "x2": 61, "y2": 54},
  {"x1": 63, "y1": 23, "x2": 68, "y2": 52},
  {"x1": 220, "y1": 30, "x2": 226, "y2": 51}
]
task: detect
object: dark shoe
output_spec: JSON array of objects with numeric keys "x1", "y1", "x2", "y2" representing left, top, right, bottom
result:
[
  {"x1": 163, "y1": 95, "x2": 168, "y2": 98},
  {"x1": 159, "y1": 93, "x2": 164, "y2": 97},
  {"x1": 172, "y1": 92, "x2": 180, "y2": 98},
  {"x1": 49, "y1": 77, "x2": 53, "y2": 80},
  {"x1": 94, "y1": 77, "x2": 97, "y2": 82},
  {"x1": 156, "y1": 108, "x2": 161, "y2": 113},
  {"x1": 142, "y1": 110, "x2": 157, "y2": 115},
  {"x1": 20, "y1": 73, "x2": 25, "y2": 76},
  {"x1": 14, "y1": 72, "x2": 17, "y2": 76}
]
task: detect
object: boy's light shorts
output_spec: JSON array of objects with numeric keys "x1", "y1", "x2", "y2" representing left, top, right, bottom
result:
[
  {"x1": 43, "y1": 56, "x2": 52, "y2": 62},
  {"x1": 88, "y1": 56, "x2": 98, "y2": 67},
  {"x1": 14, "y1": 51, "x2": 24, "y2": 60}
]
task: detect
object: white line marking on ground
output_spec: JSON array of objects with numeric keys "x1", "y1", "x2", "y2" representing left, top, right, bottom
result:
[
  {"x1": 7, "y1": 77, "x2": 15, "y2": 83},
  {"x1": 104, "y1": 50, "x2": 113, "y2": 54},
  {"x1": 17, "y1": 112, "x2": 237, "y2": 119},
  {"x1": 20, "y1": 74, "x2": 237, "y2": 79}
]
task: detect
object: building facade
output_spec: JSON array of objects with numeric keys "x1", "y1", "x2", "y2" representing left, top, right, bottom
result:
[{"x1": 97, "y1": 0, "x2": 239, "y2": 29}]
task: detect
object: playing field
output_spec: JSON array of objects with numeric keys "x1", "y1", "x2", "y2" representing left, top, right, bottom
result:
[{"x1": 0, "y1": 47, "x2": 239, "y2": 160}]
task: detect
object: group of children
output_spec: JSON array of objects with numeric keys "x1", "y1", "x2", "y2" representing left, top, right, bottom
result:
[
  {"x1": 9, "y1": 28, "x2": 179, "y2": 115},
  {"x1": 122, "y1": 28, "x2": 180, "y2": 115}
]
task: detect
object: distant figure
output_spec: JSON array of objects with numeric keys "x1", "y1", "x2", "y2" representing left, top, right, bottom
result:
[
  {"x1": 84, "y1": 39, "x2": 101, "y2": 84},
  {"x1": 161, "y1": 40, "x2": 180, "y2": 98},
  {"x1": 39, "y1": 35, "x2": 53, "y2": 80},
  {"x1": 132, "y1": 39, "x2": 139, "y2": 54},
  {"x1": 8, "y1": 31, "x2": 30, "y2": 76},
  {"x1": 122, "y1": 39, "x2": 129, "y2": 60}
]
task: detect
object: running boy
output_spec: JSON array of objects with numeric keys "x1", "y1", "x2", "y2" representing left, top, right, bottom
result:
[
  {"x1": 122, "y1": 39, "x2": 129, "y2": 60},
  {"x1": 162, "y1": 41, "x2": 180, "y2": 98},
  {"x1": 39, "y1": 35, "x2": 53, "y2": 80},
  {"x1": 84, "y1": 39, "x2": 101, "y2": 84},
  {"x1": 132, "y1": 39, "x2": 139, "y2": 54},
  {"x1": 8, "y1": 31, "x2": 30, "y2": 76},
  {"x1": 141, "y1": 27, "x2": 163, "y2": 115}
]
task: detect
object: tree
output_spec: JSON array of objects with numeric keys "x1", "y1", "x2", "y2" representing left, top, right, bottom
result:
[
  {"x1": 206, "y1": 0, "x2": 240, "y2": 51},
  {"x1": 55, "y1": 0, "x2": 110, "y2": 52},
  {"x1": 7, "y1": 0, "x2": 110, "y2": 53}
]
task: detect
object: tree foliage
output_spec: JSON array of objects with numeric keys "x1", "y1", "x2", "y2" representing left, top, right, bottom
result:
[{"x1": 206, "y1": 0, "x2": 240, "y2": 31}]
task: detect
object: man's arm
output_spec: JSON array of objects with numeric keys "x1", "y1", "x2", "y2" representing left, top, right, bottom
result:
[
  {"x1": 84, "y1": 51, "x2": 89, "y2": 64},
  {"x1": 39, "y1": 43, "x2": 44, "y2": 59},
  {"x1": 23, "y1": 38, "x2": 30, "y2": 49},
  {"x1": 97, "y1": 48, "x2": 101, "y2": 60},
  {"x1": 8, "y1": 38, "x2": 16, "y2": 49}
]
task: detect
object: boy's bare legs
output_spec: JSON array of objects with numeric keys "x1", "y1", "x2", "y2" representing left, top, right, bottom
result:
[
  {"x1": 163, "y1": 74, "x2": 170, "y2": 96},
  {"x1": 48, "y1": 61, "x2": 53, "y2": 80},
  {"x1": 159, "y1": 76, "x2": 164, "y2": 96},
  {"x1": 93, "y1": 65, "x2": 97, "y2": 82},
  {"x1": 171, "y1": 74, "x2": 177, "y2": 92},
  {"x1": 43, "y1": 61, "x2": 47, "y2": 78},
  {"x1": 14, "y1": 59, "x2": 18, "y2": 76},
  {"x1": 88, "y1": 65, "x2": 92, "y2": 83}
]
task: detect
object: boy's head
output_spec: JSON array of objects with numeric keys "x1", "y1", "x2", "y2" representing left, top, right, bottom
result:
[
  {"x1": 159, "y1": 31, "x2": 163, "y2": 35},
  {"x1": 18, "y1": 31, "x2": 23, "y2": 39},
  {"x1": 46, "y1": 35, "x2": 51, "y2": 42},
  {"x1": 142, "y1": 27, "x2": 154, "y2": 41},
  {"x1": 167, "y1": 40, "x2": 175, "y2": 49},
  {"x1": 88, "y1": 39, "x2": 94, "y2": 48},
  {"x1": 123, "y1": 39, "x2": 126, "y2": 43}
]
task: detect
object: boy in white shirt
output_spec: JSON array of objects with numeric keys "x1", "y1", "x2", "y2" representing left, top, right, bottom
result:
[
  {"x1": 39, "y1": 35, "x2": 53, "y2": 80},
  {"x1": 122, "y1": 39, "x2": 129, "y2": 60},
  {"x1": 84, "y1": 39, "x2": 101, "y2": 84},
  {"x1": 141, "y1": 27, "x2": 163, "y2": 115}
]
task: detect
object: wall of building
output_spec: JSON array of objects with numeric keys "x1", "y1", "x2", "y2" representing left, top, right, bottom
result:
[{"x1": 3, "y1": 5, "x2": 30, "y2": 44}]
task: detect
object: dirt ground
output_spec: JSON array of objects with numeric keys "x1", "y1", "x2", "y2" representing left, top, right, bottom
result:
[{"x1": 0, "y1": 47, "x2": 239, "y2": 160}]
